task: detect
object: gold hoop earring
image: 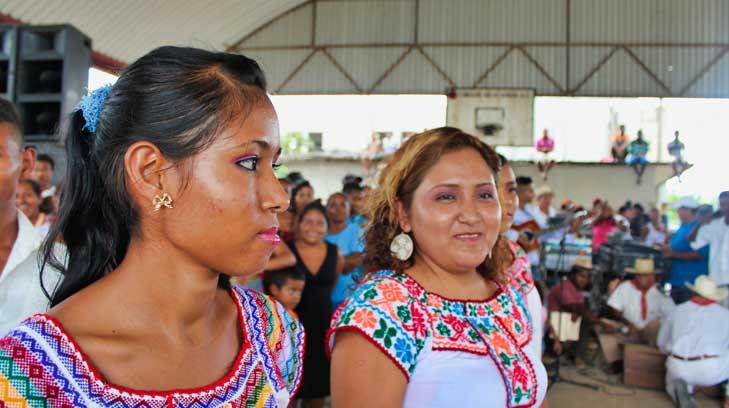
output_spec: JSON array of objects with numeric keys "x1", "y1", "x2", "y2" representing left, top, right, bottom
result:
[{"x1": 152, "y1": 193, "x2": 174, "y2": 211}]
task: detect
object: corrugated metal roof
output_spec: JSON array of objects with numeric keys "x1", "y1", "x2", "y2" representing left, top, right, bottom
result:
[
  {"x1": 3, "y1": 0, "x2": 729, "y2": 97},
  {"x1": 230, "y1": 0, "x2": 729, "y2": 97},
  {"x1": 1, "y1": 0, "x2": 307, "y2": 65}
]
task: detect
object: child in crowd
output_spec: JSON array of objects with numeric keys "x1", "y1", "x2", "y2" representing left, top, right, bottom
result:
[{"x1": 264, "y1": 268, "x2": 306, "y2": 318}]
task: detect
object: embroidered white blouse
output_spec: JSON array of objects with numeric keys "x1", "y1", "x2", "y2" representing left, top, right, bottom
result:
[{"x1": 328, "y1": 270, "x2": 548, "y2": 408}]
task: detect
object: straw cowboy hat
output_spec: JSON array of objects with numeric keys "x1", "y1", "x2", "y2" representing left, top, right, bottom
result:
[
  {"x1": 625, "y1": 258, "x2": 660, "y2": 274},
  {"x1": 686, "y1": 275, "x2": 729, "y2": 302},
  {"x1": 573, "y1": 258, "x2": 593, "y2": 270},
  {"x1": 534, "y1": 185, "x2": 553, "y2": 198}
]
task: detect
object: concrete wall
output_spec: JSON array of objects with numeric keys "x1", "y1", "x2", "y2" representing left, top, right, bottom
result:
[
  {"x1": 282, "y1": 155, "x2": 367, "y2": 201},
  {"x1": 509, "y1": 162, "x2": 674, "y2": 209},
  {"x1": 283, "y1": 154, "x2": 675, "y2": 209}
]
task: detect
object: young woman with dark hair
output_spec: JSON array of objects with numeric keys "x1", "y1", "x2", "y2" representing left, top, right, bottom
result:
[
  {"x1": 0, "y1": 46, "x2": 304, "y2": 407},
  {"x1": 290, "y1": 200, "x2": 343, "y2": 408}
]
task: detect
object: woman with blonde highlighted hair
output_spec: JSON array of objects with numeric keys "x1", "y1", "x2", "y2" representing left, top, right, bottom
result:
[{"x1": 328, "y1": 127, "x2": 547, "y2": 407}]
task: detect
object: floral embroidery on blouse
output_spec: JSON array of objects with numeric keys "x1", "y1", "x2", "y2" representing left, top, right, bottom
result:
[
  {"x1": 328, "y1": 270, "x2": 538, "y2": 407},
  {"x1": 508, "y1": 240, "x2": 535, "y2": 296}
]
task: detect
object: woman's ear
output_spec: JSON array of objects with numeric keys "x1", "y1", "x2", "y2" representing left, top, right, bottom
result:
[
  {"x1": 124, "y1": 141, "x2": 176, "y2": 208},
  {"x1": 396, "y1": 200, "x2": 412, "y2": 233}
]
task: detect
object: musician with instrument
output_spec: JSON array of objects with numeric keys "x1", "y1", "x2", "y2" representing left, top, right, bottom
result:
[
  {"x1": 507, "y1": 176, "x2": 542, "y2": 280},
  {"x1": 547, "y1": 259, "x2": 606, "y2": 368}
]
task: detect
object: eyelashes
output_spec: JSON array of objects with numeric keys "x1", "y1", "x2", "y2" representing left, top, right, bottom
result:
[
  {"x1": 236, "y1": 155, "x2": 281, "y2": 172},
  {"x1": 435, "y1": 191, "x2": 496, "y2": 201}
]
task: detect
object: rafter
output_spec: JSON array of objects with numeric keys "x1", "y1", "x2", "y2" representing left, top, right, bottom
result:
[
  {"x1": 678, "y1": 46, "x2": 729, "y2": 96},
  {"x1": 473, "y1": 47, "x2": 514, "y2": 87}
]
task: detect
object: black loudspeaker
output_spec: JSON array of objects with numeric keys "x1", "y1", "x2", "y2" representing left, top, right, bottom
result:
[
  {"x1": 0, "y1": 25, "x2": 18, "y2": 102},
  {"x1": 15, "y1": 25, "x2": 91, "y2": 141}
]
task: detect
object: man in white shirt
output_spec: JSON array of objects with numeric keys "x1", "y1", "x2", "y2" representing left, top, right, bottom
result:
[
  {"x1": 508, "y1": 176, "x2": 542, "y2": 280},
  {"x1": 607, "y1": 258, "x2": 675, "y2": 346},
  {"x1": 657, "y1": 276, "x2": 729, "y2": 408},
  {"x1": 691, "y1": 191, "x2": 729, "y2": 307},
  {"x1": 0, "y1": 98, "x2": 59, "y2": 335},
  {"x1": 532, "y1": 184, "x2": 557, "y2": 229}
]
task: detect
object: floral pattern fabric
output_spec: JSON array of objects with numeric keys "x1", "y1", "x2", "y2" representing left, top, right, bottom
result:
[
  {"x1": 508, "y1": 240, "x2": 535, "y2": 296},
  {"x1": 328, "y1": 270, "x2": 539, "y2": 407}
]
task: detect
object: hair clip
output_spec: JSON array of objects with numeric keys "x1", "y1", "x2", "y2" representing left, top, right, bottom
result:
[{"x1": 76, "y1": 84, "x2": 113, "y2": 134}]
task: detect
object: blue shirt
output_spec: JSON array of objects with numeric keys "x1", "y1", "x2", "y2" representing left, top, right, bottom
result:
[
  {"x1": 669, "y1": 220, "x2": 709, "y2": 287},
  {"x1": 349, "y1": 214, "x2": 367, "y2": 227},
  {"x1": 326, "y1": 222, "x2": 365, "y2": 308}
]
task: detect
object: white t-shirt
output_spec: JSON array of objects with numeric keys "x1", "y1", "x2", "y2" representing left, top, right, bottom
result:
[
  {"x1": 0, "y1": 212, "x2": 62, "y2": 335},
  {"x1": 691, "y1": 218, "x2": 729, "y2": 285},
  {"x1": 510, "y1": 205, "x2": 541, "y2": 267},
  {"x1": 532, "y1": 205, "x2": 557, "y2": 230},
  {"x1": 513, "y1": 205, "x2": 535, "y2": 226},
  {"x1": 607, "y1": 280, "x2": 675, "y2": 329},
  {"x1": 644, "y1": 223, "x2": 667, "y2": 247},
  {"x1": 657, "y1": 300, "x2": 729, "y2": 357}
]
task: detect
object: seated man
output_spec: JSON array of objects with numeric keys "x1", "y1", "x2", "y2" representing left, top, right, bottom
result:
[
  {"x1": 547, "y1": 259, "x2": 604, "y2": 366},
  {"x1": 536, "y1": 128, "x2": 555, "y2": 180},
  {"x1": 657, "y1": 276, "x2": 729, "y2": 408},
  {"x1": 610, "y1": 125, "x2": 630, "y2": 163},
  {"x1": 607, "y1": 258, "x2": 675, "y2": 346},
  {"x1": 626, "y1": 130, "x2": 650, "y2": 185},
  {"x1": 668, "y1": 131, "x2": 688, "y2": 179}
]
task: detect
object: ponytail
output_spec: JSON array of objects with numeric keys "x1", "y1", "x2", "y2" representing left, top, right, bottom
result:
[{"x1": 41, "y1": 110, "x2": 128, "y2": 306}]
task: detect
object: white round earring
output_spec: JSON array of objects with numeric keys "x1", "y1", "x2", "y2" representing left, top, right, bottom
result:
[{"x1": 390, "y1": 232, "x2": 414, "y2": 261}]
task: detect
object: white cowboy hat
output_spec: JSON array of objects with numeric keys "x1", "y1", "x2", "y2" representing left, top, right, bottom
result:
[
  {"x1": 534, "y1": 185, "x2": 554, "y2": 198},
  {"x1": 625, "y1": 258, "x2": 660, "y2": 275},
  {"x1": 672, "y1": 197, "x2": 699, "y2": 210},
  {"x1": 686, "y1": 275, "x2": 729, "y2": 302}
]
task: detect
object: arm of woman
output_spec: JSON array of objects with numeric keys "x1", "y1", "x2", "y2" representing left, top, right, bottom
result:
[
  {"x1": 331, "y1": 331, "x2": 407, "y2": 408},
  {"x1": 264, "y1": 243, "x2": 296, "y2": 271},
  {"x1": 336, "y1": 250, "x2": 345, "y2": 278},
  {"x1": 343, "y1": 252, "x2": 363, "y2": 273}
]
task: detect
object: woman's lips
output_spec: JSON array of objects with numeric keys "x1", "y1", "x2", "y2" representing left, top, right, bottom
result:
[{"x1": 453, "y1": 232, "x2": 483, "y2": 242}]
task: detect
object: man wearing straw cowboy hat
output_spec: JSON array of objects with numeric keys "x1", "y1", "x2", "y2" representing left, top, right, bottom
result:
[
  {"x1": 657, "y1": 275, "x2": 729, "y2": 408},
  {"x1": 607, "y1": 258, "x2": 675, "y2": 346}
]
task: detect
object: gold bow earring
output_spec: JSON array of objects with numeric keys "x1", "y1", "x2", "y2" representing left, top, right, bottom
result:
[{"x1": 152, "y1": 193, "x2": 174, "y2": 211}]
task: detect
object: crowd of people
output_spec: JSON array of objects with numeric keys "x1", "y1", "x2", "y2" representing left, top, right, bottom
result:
[
  {"x1": 0, "y1": 46, "x2": 727, "y2": 408},
  {"x1": 609, "y1": 125, "x2": 689, "y2": 184},
  {"x1": 511, "y1": 174, "x2": 729, "y2": 407}
]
